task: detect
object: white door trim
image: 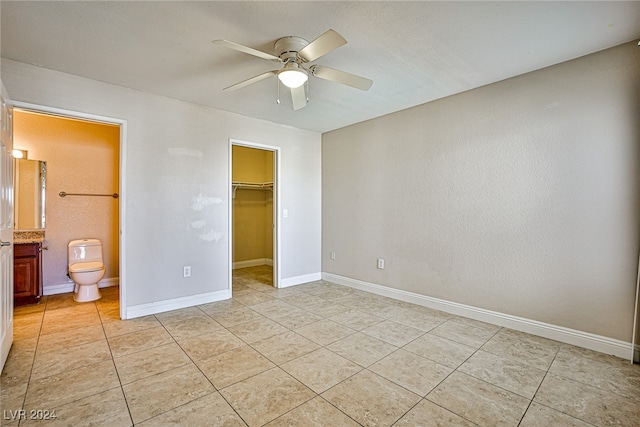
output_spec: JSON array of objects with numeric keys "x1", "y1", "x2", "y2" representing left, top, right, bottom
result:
[
  {"x1": 229, "y1": 139, "x2": 281, "y2": 292},
  {"x1": 633, "y1": 250, "x2": 640, "y2": 363},
  {"x1": 0, "y1": 96, "x2": 14, "y2": 371},
  {"x1": 10, "y1": 101, "x2": 128, "y2": 319}
]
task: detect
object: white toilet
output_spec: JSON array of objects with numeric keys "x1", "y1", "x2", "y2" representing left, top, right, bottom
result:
[{"x1": 68, "y1": 239, "x2": 106, "y2": 302}]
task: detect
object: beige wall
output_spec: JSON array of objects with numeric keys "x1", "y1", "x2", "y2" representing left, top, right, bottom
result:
[
  {"x1": 322, "y1": 41, "x2": 640, "y2": 343},
  {"x1": 2, "y1": 59, "x2": 322, "y2": 310},
  {"x1": 12, "y1": 110, "x2": 119, "y2": 290},
  {"x1": 232, "y1": 146, "x2": 274, "y2": 264}
]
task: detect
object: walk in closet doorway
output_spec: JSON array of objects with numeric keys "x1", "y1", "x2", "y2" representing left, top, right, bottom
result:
[{"x1": 230, "y1": 141, "x2": 279, "y2": 292}]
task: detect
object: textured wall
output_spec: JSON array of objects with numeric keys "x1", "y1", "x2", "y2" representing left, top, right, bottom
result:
[
  {"x1": 12, "y1": 110, "x2": 119, "y2": 290},
  {"x1": 322, "y1": 42, "x2": 640, "y2": 342}
]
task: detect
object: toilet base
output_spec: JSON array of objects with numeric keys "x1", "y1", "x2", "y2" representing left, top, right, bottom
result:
[{"x1": 74, "y1": 283, "x2": 102, "y2": 302}]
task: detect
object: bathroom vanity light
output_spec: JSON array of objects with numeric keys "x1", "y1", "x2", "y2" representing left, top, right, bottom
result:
[{"x1": 12, "y1": 149, "x2": 27, "y2": 159}]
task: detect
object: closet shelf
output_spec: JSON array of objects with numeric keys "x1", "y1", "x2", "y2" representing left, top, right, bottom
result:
[{"x1": 232, "y1": 181, "x2": 273, "y2": 198}]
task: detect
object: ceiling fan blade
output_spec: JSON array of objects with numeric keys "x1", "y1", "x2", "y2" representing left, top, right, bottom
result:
[
  {"x1": 310, "y1": 66, "x2": 373, "y2": 91},
  {"x1": 223, "y1": 71, "x2": 277, "y2": 91},
  {"x1": 291, "y1": 85, "x2": 307, "y2": 110},
  {"x1": 297, "y1": 29, "x2": 347, "y2": 63},
  {"x1": 213, "y1": 39, "x2": 280, "y2": 61}
]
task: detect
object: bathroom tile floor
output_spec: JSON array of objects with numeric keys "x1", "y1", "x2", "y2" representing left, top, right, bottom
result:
[{"x1": 2, "y1": 265, "x2": 639, "y2": 426}]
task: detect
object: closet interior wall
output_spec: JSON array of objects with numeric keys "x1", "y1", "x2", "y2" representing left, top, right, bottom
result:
[{"x1": 232, "y1": 145, "x2": 274, "y2": 269}]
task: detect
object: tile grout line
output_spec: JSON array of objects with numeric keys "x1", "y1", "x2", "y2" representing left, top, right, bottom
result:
[
  {"x1": 233, "y1": 277, "x2": 477, "y2": 425},
  {"x1": 515, "y1": 343, "x2": 559, "y2": 427},
  {"x1": 518, "y1": 345, "x2": 600, "y2": 427},
  {"x1": 550, "y1": 342, "x2": 640, "y2": 402},
  {"x1": 271, "y1": 313, "x2": 416, "y2": 425},
  {"x1": 226, "y1": 273, "x2": 322, "y2": 426},
  {"x1": 95, "y1": 298, "x2": 136, "y2": 426},
  {"x1": 128, "y1": 311, "x2": 222, "y2": 425},
  {"x1": 184, "y1": 305, "x2": 252, "y2": 426},
  {"x1": 17, "y1": 295, "x2": 126, "y2": 426},
  {"x1": 14, "y1": 301, "x2": 46, "y2": 427},
  {"x1": 389, "y1": 325, "x2": 503, "y2": 426},
  {"x1": 218, "y1": 278, "x2": 370, "y2": 425}
]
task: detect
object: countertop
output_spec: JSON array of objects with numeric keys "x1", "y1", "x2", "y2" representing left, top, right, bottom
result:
[{"x1": 13, "y1": 230, "x2": 45, "y2": 244}]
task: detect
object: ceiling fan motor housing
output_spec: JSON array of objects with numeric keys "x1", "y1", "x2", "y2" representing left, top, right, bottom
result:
[{"x1": 275, "y1": 36, "x2": 309, "y2": 63}]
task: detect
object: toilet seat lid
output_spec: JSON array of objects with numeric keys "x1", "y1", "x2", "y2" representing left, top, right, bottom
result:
[{"x1": 69, "y1": 262, "x2": 105, "y2": 273}]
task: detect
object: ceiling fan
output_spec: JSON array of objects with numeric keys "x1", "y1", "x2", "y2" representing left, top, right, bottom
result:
[{"x1": 213, "y1": 29, "x2": 373, "y2": 110}]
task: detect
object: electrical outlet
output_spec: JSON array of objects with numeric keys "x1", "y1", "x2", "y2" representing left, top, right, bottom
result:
[
  {"x1": 330, "y1": 251, "x2": 336, "y2": 260},
  {"x1": 377, "y1": 258, "x2": 385, "y2": 269},
  {"x1": 183, "y1": 265, "x2": 191, "y2": 277}
]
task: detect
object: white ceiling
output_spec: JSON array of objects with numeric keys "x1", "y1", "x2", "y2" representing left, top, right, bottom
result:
[{"x1": 2, "y1": 1, "x2": 639, "y2": 133}]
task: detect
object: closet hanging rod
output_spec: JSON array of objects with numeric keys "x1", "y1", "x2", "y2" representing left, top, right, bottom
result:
[
  {"x1": 59, "y1": 191, "x2": 119, "y2": 198},
  {"x1": 232, "y1": 181, "x2": 273, "y2": 189},
  {"x1": 231, "y1": 181, "x2": 273, "y2": 199}
]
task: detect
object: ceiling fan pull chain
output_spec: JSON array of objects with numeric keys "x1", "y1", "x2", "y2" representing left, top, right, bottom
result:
[{"x1": 276, "y1": 78, "x2": 281, "y2": 104}]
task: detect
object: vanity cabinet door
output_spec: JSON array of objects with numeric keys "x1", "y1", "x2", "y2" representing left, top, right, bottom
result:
[{"x1": 14, "y1": 243, "x2": 41, "y2": 306}]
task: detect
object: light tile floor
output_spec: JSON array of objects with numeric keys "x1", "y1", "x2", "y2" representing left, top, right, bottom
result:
[{"x1": 2, "y1": 265, "x2": 639, "y2": 426}]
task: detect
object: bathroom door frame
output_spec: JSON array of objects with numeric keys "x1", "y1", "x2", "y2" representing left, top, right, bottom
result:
[
  {"x1": 228, "y1": 138, "x2": 280, "y2": 292},
  {"x1": 10, "y1": 101, "x2": 127, "y2": 319}
]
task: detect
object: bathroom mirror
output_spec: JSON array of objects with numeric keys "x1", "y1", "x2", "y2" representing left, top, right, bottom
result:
[{"x1": 14, "y1": 158, "x2": 46, "y2": 229}]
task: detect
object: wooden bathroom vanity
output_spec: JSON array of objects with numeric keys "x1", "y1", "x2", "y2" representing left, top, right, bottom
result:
[{"x1": 13, "y1": 231, "x2": 45, "y2": 306}]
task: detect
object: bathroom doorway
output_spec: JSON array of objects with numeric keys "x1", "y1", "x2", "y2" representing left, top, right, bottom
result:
[
  {"x1": 230, "y1": 140, "x2": 279, "y2": 293},
  {"x1": 11, "y1": 102, "x2": 126, "y2": 317}
]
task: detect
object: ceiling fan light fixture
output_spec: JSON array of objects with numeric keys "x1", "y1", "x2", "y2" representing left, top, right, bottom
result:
[
  {"x1": 217, "y1": 29, "x2": 373, "y2": 110},
  {"x1": 278, "y1": 63, "x2": 308, "y2": 88}
]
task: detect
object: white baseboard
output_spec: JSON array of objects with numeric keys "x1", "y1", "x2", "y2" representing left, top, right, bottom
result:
[
  {"x1": 322, "y1": 272, "x2": 635, "y2": 361},
  {"x1": 44, "y1": 277, "x2": 120, "y2": 296},
  {"x1": 280, "y1": 272, "x2": 322, "y2": 288},
  {"x1": 233, "y1": 258, "x2": 273, "y2": 269},
  {"x1": 124, "y1": 289, "x2": 230, "y2": 320}
]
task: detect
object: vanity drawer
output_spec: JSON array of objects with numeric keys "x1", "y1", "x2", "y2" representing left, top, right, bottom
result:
[{"x1": 14, "y1": 242, "x2": 40, "y2": 258}]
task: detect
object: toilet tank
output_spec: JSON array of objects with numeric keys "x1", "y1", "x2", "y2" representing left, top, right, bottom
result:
[{"x1": 68, "y1": 239, "x2": 103, "y2": 264}]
